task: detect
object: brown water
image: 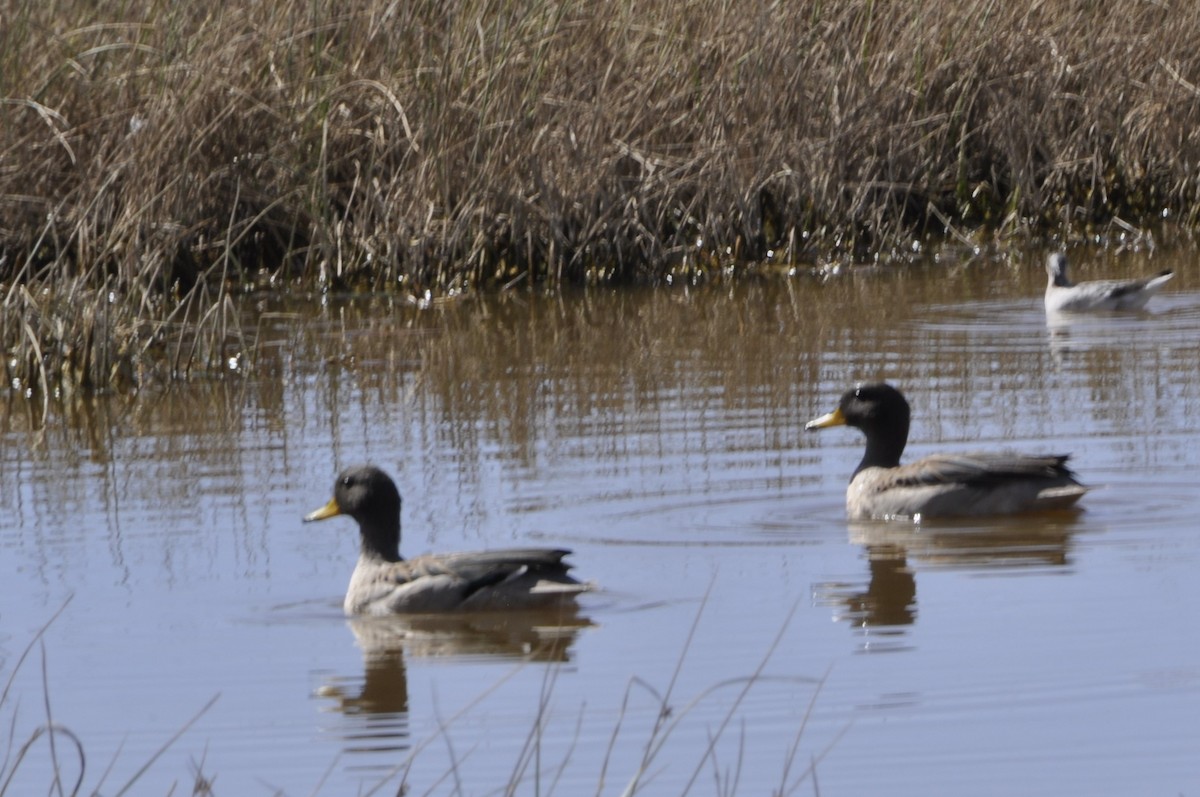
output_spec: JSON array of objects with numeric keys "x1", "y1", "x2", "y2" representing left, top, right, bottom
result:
[{"x1": 3, "y1": 249, "x2": 1199, "y2": 795}]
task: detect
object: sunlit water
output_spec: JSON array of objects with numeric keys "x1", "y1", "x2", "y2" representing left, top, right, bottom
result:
[{"x1": 3, "y1": 249, "x2": 1199, "y2": 795}]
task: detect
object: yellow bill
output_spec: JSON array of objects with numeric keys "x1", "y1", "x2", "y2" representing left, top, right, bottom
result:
[
  {"x1": 804, "y1": 407, "x2": 847, "y2": 430},
  {"x1": 304, "y1": 497, "x2": 343, "y2": 522}
]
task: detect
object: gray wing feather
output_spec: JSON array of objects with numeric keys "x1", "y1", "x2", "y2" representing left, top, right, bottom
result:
[{"x1": 897, "y1": 452, "x2": 1076, "y2": 488}]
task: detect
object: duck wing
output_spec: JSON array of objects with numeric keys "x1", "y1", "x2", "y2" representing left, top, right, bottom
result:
[
  {"x1": 849, "y1": 452, "x2": 1087, "y2": 520},
  {"x1": 900, "y1": 452, "x2": 1078, "y2": 487},
  {"x1": 1047, "y1": 271, "x2": 1173, "y2": 312},
  {"x1": 350, "y1": 548, "x2": 588, "y2": 614}
]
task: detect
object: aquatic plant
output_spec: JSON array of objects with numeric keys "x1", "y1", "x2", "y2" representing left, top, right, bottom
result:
[
  {"x1": 3, "y1": 597, "x2": 840, "y2": 795},
  {"x1": 4, "y1": 0, "x2": 1200, "y2": 391},
  {"x1": 350, "y1": 594, "x2": 843, "y2": 796},
  {"x1": 0, "y1": 599, "x2": 219, "y2": 796}
]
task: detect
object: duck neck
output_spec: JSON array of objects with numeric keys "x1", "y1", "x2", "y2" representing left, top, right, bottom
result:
[
  {"x1": 358, "y1": 517, "x2": 404, "y2": 564},
  {"x1": 1048, "y1": 263, "x2": 1073, "y2": 287},
  {"x1": 854, "y1": 423, "x2": 907, "y2": 476}
]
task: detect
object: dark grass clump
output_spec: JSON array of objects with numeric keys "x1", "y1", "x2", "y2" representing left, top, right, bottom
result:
[{"x1": 5, "y1": 0, "x2": 1200, "y2": 391}]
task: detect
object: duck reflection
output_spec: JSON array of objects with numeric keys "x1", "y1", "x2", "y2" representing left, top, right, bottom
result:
[
  {"x1": 1045, "y1": 310, "x2": 1107, "y2": 363},
  {"x1": 316, "y1": 607, "x2": 592, "y2": 759},
  {"x1": 1045, "y1": 304, "x2": 1170, "y2": 366},
  {"x1": 348, "y1": 606, "x2": 592, "y2": 664},
  {"x1": 819, "y1": 517, "x2": 1079, "y2": 649},
  {"x1": 832, "y1": 544, "x2": 917, "y2": 629}
]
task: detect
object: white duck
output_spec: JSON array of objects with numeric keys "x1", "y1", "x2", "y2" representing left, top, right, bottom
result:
[{"x1": 1044, "y1": 252, "x2": 1173, "y2": 313}]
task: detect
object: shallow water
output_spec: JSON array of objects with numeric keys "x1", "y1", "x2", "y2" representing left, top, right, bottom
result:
[{"x1": 3, "y1": 249, "x2": 1199, "y2": 795}]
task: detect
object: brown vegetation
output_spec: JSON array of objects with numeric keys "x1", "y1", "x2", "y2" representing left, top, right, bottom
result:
[{"x1": 4, "y1": 0, "x2": 1200, "y2": 391}]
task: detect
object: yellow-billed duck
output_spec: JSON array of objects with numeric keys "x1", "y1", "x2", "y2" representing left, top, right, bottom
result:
[
  {"x1": 805, "y1": 383, "x2": 1088, "y2": 521},
  {"x1": 305, "y1": 465, "x2": 590, "y2": 614}
]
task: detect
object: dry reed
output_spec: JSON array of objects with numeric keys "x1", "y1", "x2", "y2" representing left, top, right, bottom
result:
[
  {"x1": 0, "y1": 600, "x2": 219, "y2": 796},
  {"x1": 4, "y1": 0, "x2": 1200, "y2": 391},
  {"x1": 355, "y1": 591, "x2": 836, "y2": 797}
]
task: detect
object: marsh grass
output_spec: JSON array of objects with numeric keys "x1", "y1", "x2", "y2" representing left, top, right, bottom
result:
[
  {"x1": 4, "y1": 599, "x2": 839, "y2": 795},
  {"x1": 0, "y1": 599, "x2": 219, "y2": 796},
  {"x1": 5, "y1": 0, "x2": 1200, "y2": 391},
  {"x1": 355, "y1": 595, "x2": 844, "y2": 797}
]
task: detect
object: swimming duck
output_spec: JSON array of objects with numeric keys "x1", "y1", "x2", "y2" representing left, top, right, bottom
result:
[
  {"x1": 805, "y1": 383, "x2": 1088, "y2": 521},
  {"x1": 1044, "y1": 252, "x2": 1173, "y2": 313},
  {"x1": 304, "y1": 465, "x2": 590, "y2": 614}
]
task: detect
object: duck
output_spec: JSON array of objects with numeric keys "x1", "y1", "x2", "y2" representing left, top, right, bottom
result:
[
  {"x1": 804, "y1": 383, "x2": 1088, "y2": 521},
  {"x1": 1044, "y1": 252, "x2": 1173, "y2": 313},
  {"x1": 304, "y1": 465, "x2": 591, "y2": 615}
]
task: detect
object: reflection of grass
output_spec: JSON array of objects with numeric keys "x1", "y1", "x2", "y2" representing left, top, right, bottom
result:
[
  {"x1": 369, "y1": 595, "x2": 847, "y2": 797},
  {"x1": 0, "y1": 599, "x2": 218, "y2": 797},
  {"x1": 5, "y1": 0, "x2": 1200, "y2": 392}
]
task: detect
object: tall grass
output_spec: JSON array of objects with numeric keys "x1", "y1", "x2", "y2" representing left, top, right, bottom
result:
[
  {"x1": 3, "y1": 599, "x2": 837, "y2": 795},
  {"x1": 355, "y1": 594, "x2": 842, "y2": 797},
  {"x1": 0, "y1": 600, "x2": 219, "y2": 796},
  {"x1": 4, "y1": 0, "x2": 1200, "y2": 391}
]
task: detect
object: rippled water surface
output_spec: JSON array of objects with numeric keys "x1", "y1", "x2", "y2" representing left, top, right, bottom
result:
[{"x1": 3, "y1": 249, "x2": 1200, "y2": 795}]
